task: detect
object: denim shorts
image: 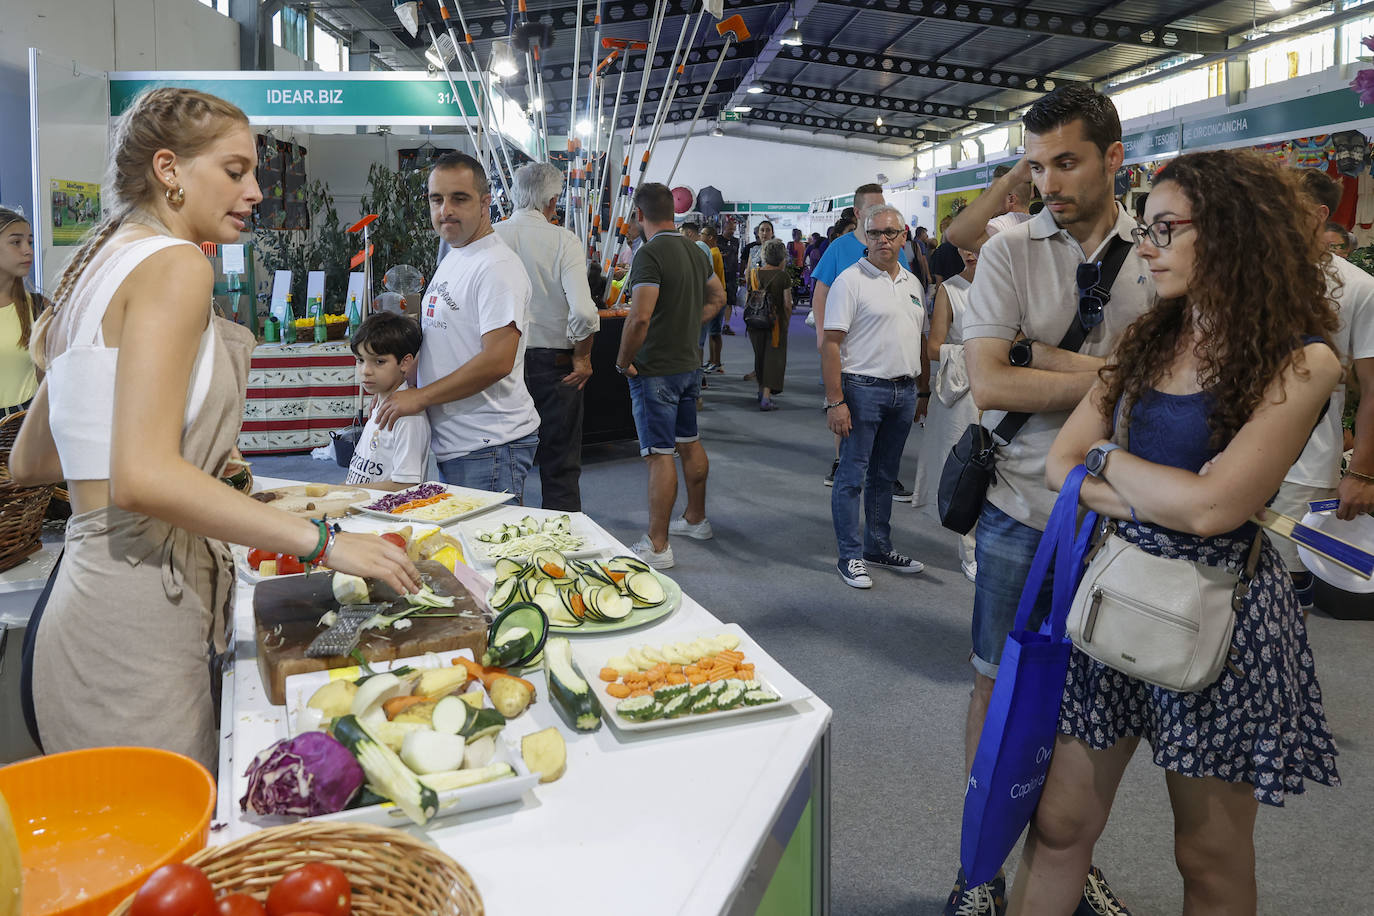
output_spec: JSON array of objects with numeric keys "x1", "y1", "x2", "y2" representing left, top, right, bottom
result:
[
  {"x1": 970, "y1": 501, "x2": 1054, "y2": 678},
  {"x1": 698, "y1": 308, "x2": 725, "y2": 346},
  {"x1": 627, "y1": 369, "x2": 701, "y2": 457}
]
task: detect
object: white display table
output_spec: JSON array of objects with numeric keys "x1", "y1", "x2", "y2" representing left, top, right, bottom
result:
[{"x1": 220, "y1": 479, "x2": 832, "y2": 915}]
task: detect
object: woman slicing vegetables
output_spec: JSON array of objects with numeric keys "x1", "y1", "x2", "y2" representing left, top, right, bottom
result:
[{"x1": 12, "y1": 88, "x2": 421, "y2": 772}]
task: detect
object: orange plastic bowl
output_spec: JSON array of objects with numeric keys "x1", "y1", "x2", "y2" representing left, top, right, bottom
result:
[{"x1": 0, "y1": 747, "x2": 216, "y2": 916}]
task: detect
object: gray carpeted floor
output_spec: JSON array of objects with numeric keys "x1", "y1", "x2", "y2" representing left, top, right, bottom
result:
[{"x1": 257, "y1": 312, "x2": 1373, "y2": 914}]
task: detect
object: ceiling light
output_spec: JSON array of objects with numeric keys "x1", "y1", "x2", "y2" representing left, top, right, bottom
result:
[
  {"x1": 746, "y1": 83, "x2": 764, "y2": 94},
  {"x1": 393, "y1": 0, "x2": 421, "y2": 38},
  {"x1": 529, "y1": 95, "x2": 544, "y2": 111},
  {"x1": 780, "y1": 20, "x2": 804, "y2": 47},
  {"x1": 731, "y1": 105, "x2": 752, "y2": 113},
  {"x1": 1268, "y1": 0, "x2": 1293, "y2": 9},
  {"x1": 712, "y1": 127, "x2": 725, "y2": 137},
  {"x1": 875, "y1": 116, "x2": 883, "y2": 127},
  {"x1": 491, "y1": 42, "x2": 520, "y2": 78},
  {"x1": 575, "y1": 120, "x2": 592, "y2": 136}
]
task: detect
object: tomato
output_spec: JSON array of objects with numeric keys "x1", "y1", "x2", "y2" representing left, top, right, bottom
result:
[
  {"x1": 379, "y1": 532, "x2": 406, "y2": 549},
  {"x1": 264, "y1": 863, "x2": 351, "y2": 916},
  {"x1": 275, "y1": 553, "x2": 306, "y2": 575},
  {"x1": 130, "y1": 863, "x2": 217, "y2": 916},
  {"x1": 246, "y1": 548, "x2": 272, "y2": 570},
  {"x1": 215, "y1": 895, "x2": 268, "y2": 916}
]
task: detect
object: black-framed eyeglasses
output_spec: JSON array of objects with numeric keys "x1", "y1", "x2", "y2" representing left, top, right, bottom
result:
[
  {"x1": 1076, "y1": 261, "x2": 1108, "y2": 331},
  {"x1": 1129, "y1": 218, "x2": 1193, "y2": 248},
  {"x1": 865, "y1": 228, "x2": 907, "y2": 242}
]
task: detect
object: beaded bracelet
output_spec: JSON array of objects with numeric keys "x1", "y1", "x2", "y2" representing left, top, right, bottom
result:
[{"x1": 299, "y1": 518, "x2": 331, "y2": 565}]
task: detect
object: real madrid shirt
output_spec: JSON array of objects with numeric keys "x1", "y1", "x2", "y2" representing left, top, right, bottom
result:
[
  {"x1": 346, "y1": 384, "x2": 431, "y2": 485},
  {"x1": 417, "y1": 232, "x2": 540, "y2": 461}
]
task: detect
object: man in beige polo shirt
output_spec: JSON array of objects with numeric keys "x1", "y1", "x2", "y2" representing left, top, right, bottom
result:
[{"x1": 943, "y1": 85, "x2": 1152, "y2": 915}]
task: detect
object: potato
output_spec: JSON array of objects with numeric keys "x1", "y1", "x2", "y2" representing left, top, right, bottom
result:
[
  {"x1": 417, "y1": 667, "x2": 470, "y2": 698},
  {"x1": 489, "y1": 676, "x2": 534, "y2": 718},
  {"x1": 307, "y1": 679, "x2": 357, "y2": 719},
  {"x1": 520, "y1": 727, "x2": 566, "y2": 783}
]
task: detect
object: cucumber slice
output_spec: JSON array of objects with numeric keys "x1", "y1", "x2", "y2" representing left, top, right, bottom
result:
[
  {"x1": 625, "y1": 571, "x2": 665, "y2": 607},
  {"x1": 616, "y1": 695, "x2": 659, "y2": 721},
  {"x1": 716, "y1": 686, "x2": 745, "y2": 710}
]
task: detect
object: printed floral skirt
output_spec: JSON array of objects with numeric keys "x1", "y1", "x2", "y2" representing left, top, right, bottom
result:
[{"x1": 1058, "y1": 521, "x2": 1340, "y2": 806}]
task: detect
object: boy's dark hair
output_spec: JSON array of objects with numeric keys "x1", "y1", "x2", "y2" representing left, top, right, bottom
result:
[
  {"x1": 1133, "y1": 192, "x2": 1149, "y2": 222},
  {"x1": 1023, "y1": 84, "x2": 1121, "y2": 155},
  {"x1": 633, "y1": 182, "x2": 675, "y2": 223},
  {"x1": 351, "y1": 311, "x2": 422, "y2": 362},
  {"x1": 681, "y1": 220, "x2": 700, "y2": 233},
  {"x1": 1294, "y1": 167, "x2": 1342, "y2": 214}
]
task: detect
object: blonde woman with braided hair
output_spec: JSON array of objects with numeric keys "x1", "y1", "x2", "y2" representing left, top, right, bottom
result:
[{"x1": 13, "y1": 88, "x2": 420, "y2": 771}]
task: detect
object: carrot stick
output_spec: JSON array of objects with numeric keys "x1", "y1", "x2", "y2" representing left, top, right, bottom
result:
[
  {"x1": 382, "y1": 695, "x2": 430, "y2": 720},
  {"x1": 453, "y1": 656, "x2": 537, "y2": 697}
]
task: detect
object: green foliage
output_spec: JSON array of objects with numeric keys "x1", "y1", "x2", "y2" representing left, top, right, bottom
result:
[
  {"x1": 251, "y1": 179, "x2": 350, "y2": 316},
  {"x1": 359, "y1": 163, "x2": 437, "y2": 290},
  {"x1": 252, "y1": 164, "x2": 436, "y2": 318}
]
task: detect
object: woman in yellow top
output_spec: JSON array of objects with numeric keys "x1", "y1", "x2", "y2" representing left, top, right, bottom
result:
[{"x1": 0, "y1": 207, "x2": 42, "y2": 415}]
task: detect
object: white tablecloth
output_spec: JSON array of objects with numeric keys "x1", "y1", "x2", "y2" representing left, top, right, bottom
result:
[{"x1": 220, "y1": 479, "x2": 832, "y2": 914}]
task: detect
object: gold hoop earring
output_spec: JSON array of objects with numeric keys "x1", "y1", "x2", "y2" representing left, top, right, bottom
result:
[{"x1": 165, "y1": 185, "x2": 185, "y2": 206}]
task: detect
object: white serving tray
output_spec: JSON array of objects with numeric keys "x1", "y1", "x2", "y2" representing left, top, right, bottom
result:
[
  {"x1": 455, "y1": 505, "x2": 612, "y2": 568},
  {"x1": 570, "y1": 623, "x2": 812, "y2": 733},
  {"x1": 352, "y1": 482, "x2": 515, "y2": 526}
]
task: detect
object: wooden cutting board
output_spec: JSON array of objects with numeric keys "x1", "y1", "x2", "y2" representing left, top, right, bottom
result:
[
  {"x1": 250, "y1": 484, "x2": 372, "y2": 518},
  {"x1": 253, "y1": 560, "x2": 490, "y2": 705}
]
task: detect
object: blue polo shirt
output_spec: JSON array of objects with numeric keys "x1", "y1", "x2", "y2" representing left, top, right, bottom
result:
[{"x1": 811, "y1": 231, "x2": 910, "y2": 288}]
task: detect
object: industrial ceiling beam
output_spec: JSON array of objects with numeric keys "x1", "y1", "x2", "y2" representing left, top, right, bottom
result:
[
  {"x1": 758, "y1": 80, "x2": 1011, "y2": 124},
  {"x1": 775, "y1": 43, "x2": 1060, "y2": 94},
  {"x1": 745, "y1": 108, "x2": 952, "y2": 142},
  {"x1": 822, "y1": 0, "x2": 1228, "y2": 53},
  {"x1": 425, "y1": 0, "x2": 780, "y2": 44},
  {"x1": 548, "y1": 76, "x2": 744, "y2": 114},
  {"x1": 543, "y1": 37, "x2": 767, "y2": 82}
]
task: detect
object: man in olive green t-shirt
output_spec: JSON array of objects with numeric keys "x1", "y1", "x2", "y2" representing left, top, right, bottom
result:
[{"x1": 615, "y1": 183, "x2": 726, "y2": 569}]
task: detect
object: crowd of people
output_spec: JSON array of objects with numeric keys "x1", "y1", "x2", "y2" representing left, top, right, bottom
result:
[{"x1": 6, "y1": 81, "x2": 1364, "y2": 915}]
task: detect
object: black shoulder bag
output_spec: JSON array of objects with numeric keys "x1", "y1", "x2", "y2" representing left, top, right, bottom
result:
[{"x1": 937, "y1": 236, "x2": 1134, "y2": 535}]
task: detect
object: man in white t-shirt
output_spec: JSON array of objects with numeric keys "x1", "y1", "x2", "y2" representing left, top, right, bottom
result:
[
  {"x1": 1271, "y1": 168, "x2": 1374, "y2": 609},
  {"x1": 821, "y1": 204, "x2": 927, "y2": 589},
  {"x1": 374, "y1": 152, "x2": 540, "y2": 502},
  {"x1": 345, "y1": 312, "x2": 430, "y2": 490}
]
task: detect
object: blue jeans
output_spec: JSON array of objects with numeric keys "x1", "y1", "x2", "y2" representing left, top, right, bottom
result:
[
  {"x1": 627, "y1": 370, "x2": 701, "y2": 457},
  {"x1": 831, "y1": 373, "x2": 917, "y2": 560},
  {"x1": 437, "y1": 432, "x2": 539, "y2": 504},
  {"x1": 970, "y1": 501, "x2": 1054, "y2": 678}
]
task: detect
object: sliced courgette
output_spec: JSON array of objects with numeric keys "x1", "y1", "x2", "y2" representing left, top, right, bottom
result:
[
  {"x1": 624, "y1": 571, "x2": 666, "y2": 607},
  {"x1": 490, "y1": 576, "x2": 520, "y2": 610},
  {"x1": 459, "y1": 707, "x2": 507, "y2": 743},
  {"x1": 332, "y1": 714, "x2": 439, "y2": 825},
  {"x1": 482, "y1": 602, "x2": 549, "y2": 668},
  {"x1": 493, "y1": 557, "x2": 523, "y2": 580},
  {"x1": 545, "y1": 636, "x2": 603, "y2": 731}
]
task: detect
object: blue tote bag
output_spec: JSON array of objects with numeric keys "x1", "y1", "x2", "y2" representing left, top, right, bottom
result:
[{"x1": 959, "y1": 464, "x2": 1097, "y2": 887}]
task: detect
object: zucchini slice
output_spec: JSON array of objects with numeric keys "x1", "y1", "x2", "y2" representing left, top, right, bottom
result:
[
  {"x1": 490, "y1": 576, "x2": 520, "y2": 610},
  {"x1": 624, "y1": 571, "x2": 665, "y2": 607},
  {"x1": 332, "y1": 715, "x2": 439, "y2": 825},
  {"x1": 545, "y1": 636, "x2": 603, "y2": 731},
  {"x1": 493, "y1": 557, "x2": 523, "y2": 580},
  {"x1": 482, "y1": 602, "x2": 549, "y2": 668}
]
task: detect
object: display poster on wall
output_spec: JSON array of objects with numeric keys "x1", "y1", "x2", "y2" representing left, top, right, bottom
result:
[
  {"x1": 49, "y1": 179, "x2": 101, "y2": 246},
  {"x1": 935, "y1": 190, "x2": 972, "y2": 238}
]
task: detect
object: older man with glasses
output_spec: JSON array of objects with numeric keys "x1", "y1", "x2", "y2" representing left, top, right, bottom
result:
[
  {"x1": 821, "y1": 204, "x2": 929, "y2": 588},
  {"x1": 494, "y1": 161, "x2": 601, "y2": 511}
]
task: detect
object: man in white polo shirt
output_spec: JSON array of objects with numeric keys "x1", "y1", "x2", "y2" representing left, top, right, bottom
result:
[
  {"x1": 374, "y1": 152, "x2": 540, "y2": 503},
  {"x1": 821, "y1": 203, "x2": 927, "y2": 589}
]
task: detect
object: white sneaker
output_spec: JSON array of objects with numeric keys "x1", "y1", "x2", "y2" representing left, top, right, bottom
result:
[
  {"x1": 631, "y1": 535, "x2": 675, "y2": 569},
  {"x1": 668, "y1": 516, "x2": 714, "y2": 540},
  {"x1": 962, "y1": 560, "x2": 978, "y2": 583}
]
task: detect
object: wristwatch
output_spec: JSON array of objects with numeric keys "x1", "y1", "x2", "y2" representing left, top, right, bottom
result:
[
  {"x1": 1084, "y1": 443, "x2": 1121, "y2": 478},
  {"x1": 614, "y1": 363, "x2": 631, "y2": 376},
  {"x1": 1009, "y1": 338, "x2": 1034, "y2": 368}
]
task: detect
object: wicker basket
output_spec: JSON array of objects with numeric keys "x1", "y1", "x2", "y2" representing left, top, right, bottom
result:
[
  {"x1": 108, "y1": 822, "x2": 485, "y2": 915},
  {"x1": 0, "y1": 411, "x2": 53, "y2": 572}
]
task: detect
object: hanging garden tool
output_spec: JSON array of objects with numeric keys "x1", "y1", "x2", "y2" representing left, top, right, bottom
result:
[{"x1": 667, "y1": 14, "x2": 750, "y2": 184}]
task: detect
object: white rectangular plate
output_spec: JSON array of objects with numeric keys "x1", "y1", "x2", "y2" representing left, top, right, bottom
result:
[
  {"x1": 455, "y1": 505, "x2": 611, "y2": 568},
  {"x1": 569, "y1": 623, "x2": 812, "y2": 733},
  {"x1": 280, "y1": 649, "x2": 542, "y2": 826},
  {"x1": 352, "y1": 482, "x2": 516, "y2": 526}
]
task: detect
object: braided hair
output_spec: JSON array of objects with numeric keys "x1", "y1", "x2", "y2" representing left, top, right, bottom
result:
[{"x1": 32, "y1": 87, "x2": 249, "y2": 368}]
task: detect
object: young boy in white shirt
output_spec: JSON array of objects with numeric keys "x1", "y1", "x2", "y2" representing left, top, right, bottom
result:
[{"x1": 346, "y1": 313, "x2": 431, "y2": 490}]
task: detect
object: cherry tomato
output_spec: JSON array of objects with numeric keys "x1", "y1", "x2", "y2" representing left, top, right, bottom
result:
[
  {"x1": 130, "y1": 863, "x2": 217, "y2": 916},
  {"x1": 265, "y1": 863, "x2": 351, "y2": 916},
  {"x1": 379, "y1": 532, "x2": 406, "y2": 550},
  {"x1": 246, "y1": 548, "x2": 272, "y2": 571},
  {"x1": 215, "y1": 895, "x2": 268, "y2": 916},
  {"x1": 275, "y1": 553, "x2": 306, "y2": 575}
]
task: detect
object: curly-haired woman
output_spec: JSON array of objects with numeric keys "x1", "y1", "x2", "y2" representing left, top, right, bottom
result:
[{"x1": 1011, "y1": 150, "x2": 1343, "y2": 913}]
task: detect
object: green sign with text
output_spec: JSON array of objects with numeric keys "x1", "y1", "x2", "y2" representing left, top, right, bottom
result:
[{"x1": 109, "y1": 72, "x2": 479, "y2": 125}]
